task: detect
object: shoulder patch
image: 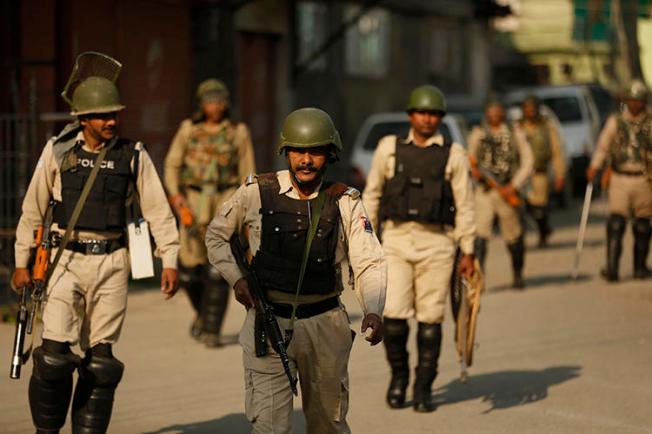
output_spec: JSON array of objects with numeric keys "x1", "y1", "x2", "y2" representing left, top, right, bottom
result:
[{"x1": 343, "y1": 187, "x2": 360, "y2": 200}]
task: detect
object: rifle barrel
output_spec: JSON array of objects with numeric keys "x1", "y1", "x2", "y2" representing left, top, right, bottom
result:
[{"x1": 10, "y1": 289, "x2": 29, "y2": 379}]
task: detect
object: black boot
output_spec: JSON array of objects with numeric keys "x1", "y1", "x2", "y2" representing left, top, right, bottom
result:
[
  {"x1": 200, "y1": 266, "x2": 231, "y2": 348},
  {"x1": 179, "y1": 265, "x2": 203, "y2": 339},
  {"x1": 532, "y1": 206, "x2": 552, "y2": 248},
  {"x1": 633, "y1": 218, "x2": 651, "y2": 279},
  {"x1": 29, "y1": 340, "x2": 80, "y2": 434},
  {"x1": 413, "y1": 322, "x2": 441, "y2": 413},
  {"x1": 382, "y1": 318, "x2": 409, "y2": 409},
  {"x1": 602, "y1": 214, "x2": 626, "y2": 282},
  {"x1": 71, "y1": 344, "x2": 124, "y2": 434},
  {"x1": 474, "y1": 237, "x2": 488, "y2": 271},
  {"x1": 507, "y1": 236, "x2": 525, "y2": 289}
]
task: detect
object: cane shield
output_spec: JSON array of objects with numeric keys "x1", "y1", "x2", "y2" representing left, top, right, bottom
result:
[{"x1": 450, "y1": 252, "x2": 484, "y2": 369}]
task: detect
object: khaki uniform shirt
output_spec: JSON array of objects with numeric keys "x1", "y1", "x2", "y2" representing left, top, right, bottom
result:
[
  {"x1": 362, "y1": 131, "x2": 476, "y2": 255},
  {"x1": 521, "y1": 117, "x2": 566, "y2": 178},
  {"x1": 15, "y1": 131, "x2": 179, "y2": 269},
  {"x1": 590, "y1": 110, "x2": 652, "y2": 172},
  {"x1": 467, "y1": 122, "x2": 534, "y2": 190},
  {"x1": 205, "y1": 170, "x2": 387, "y2": 317}
]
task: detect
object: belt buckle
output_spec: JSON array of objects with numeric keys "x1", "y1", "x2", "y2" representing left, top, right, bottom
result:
[{"x1": 86, "y1": 242, "x2": 103, "y2": 255}]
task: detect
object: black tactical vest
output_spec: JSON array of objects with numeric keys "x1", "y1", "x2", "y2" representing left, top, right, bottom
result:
[
  {"x1": 252, "y1": 172, "x2": 347, "y2": 296},
  {"x1": 379, "y1": 136, "x2": 456, "y2": 226},
  {"x1": 611, "y1": 114, "x2": 652, "y2": 171},
  {"x1": 54, "y1": 138, "x2": 136, "y2": 232}
]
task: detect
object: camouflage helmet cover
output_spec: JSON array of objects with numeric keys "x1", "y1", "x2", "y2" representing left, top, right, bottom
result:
[
  {"x1": 70, "y1": 76, "x2": 125, "y2": 116},
  {"x1": 406, "y1": 85, "x2": 447, "y2": 113},
  {"x1": 522, "y1": 93, "x2": 540, "y2": 107},
  {"x1": 197, "y1": 78, "x2": 229, "y2": 101},
  {"x1": 278, "y1": 108, "x2": 343, "y2": 159},
  {"x1": 623, "y1": 79, "x2": 648, "y2": 100}
]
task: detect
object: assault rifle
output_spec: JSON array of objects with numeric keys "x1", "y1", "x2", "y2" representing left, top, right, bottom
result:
[
  {"x1": 230, "y1": 234, "x2": 298, "y2": 396},
  {"x1": 11, "y1": 202, "x2": 54, "y2": 379},
  {"x1": 469, "y1": 156, "x2": 521, "y2": 207}
]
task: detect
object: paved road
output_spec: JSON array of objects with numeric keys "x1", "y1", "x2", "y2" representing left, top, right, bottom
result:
[{"x1": 1, "y1": 197, "x2": 651, "y2": 433}]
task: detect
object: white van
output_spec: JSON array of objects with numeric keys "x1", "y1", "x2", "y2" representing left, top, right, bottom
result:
[{"x1": 348, "y1": 112, "x2": 469, "y2": 191}]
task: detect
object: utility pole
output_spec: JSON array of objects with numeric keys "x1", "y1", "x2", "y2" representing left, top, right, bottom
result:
[{"x1": 612, "y1": 0, "x2": 644, "y2": 85}]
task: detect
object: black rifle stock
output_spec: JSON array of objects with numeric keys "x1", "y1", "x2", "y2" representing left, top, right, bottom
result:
[{"x1": 230, "y1": 234, "x2": 298, "y2": 396}]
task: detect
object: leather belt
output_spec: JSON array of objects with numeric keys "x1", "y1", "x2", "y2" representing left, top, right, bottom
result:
[
  {"x1": 270, "y1": 296, "x2": 339, "y2": 319},
  {"x1": 186, "y1": 183, "x2": 239, "y2": 193},
  {"x1": 53, "y1": 236, "x2": 126, "y2": 255},
  {"x1": 613, "y1": 169, "x2": 645, "y2": 176}
]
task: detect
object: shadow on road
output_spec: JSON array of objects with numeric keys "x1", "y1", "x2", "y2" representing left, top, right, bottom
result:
[
  {"x1": 434, "y1": 365, "x2": 581, "y2": 413},
  {"x1": 489, "y1": 273, "x2": 592, "y2": 292},
  {"x1": 141, "y1": 410, "x2": 306, "y2": 434},
  {"x1": 535, "y1": 238, "x2": 603, "y2": 251}
]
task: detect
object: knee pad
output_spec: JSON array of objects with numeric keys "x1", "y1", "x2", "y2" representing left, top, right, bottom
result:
[
  {"x1": 383, "y1": 318, "x2": 409, "y2": 337},
  {"x1": 206, "y1": 264, "x2": 224, "y2": 282},
  {"x1": 633, "y1": 218, "x2": 651, "y2": 237},
  {"x1": 80, "y1": 345, "x2": 124, "y2": 388},
  {"x1": 29, "y1": 340, "x2": 80, "y2": 431},
  {"x1": 608, "y1": 214, "x2": 626, "y2": 235},
  {"x1": 178, "y1": 264, "x2": 197, "y2": 287},
  {"x1": 417, "y1": 322, "x2": 442, "y2": 341},
  {"x1": 72, "y1": 345, "x2": 124, "y2": 434},
  {"x1": 32, "y1": 340, "x2": 79, "y2": 382},
  {"x1": 416, "y1": 323, "x2": 442, "y2": 369}
]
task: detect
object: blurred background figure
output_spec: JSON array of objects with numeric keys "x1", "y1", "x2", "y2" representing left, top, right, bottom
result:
[
  {"x1": 468, "y1": 100, "x2": 533, "y2": 289},
  {"x1": 519, "y1": 94, "x2": 566, "y2": 248},
  {"x1": 164, "y1": 79, "x2": 255, "y2": 347},
  {"x1": 586, "y1": 79, "x2": 652, "y2": 282}
]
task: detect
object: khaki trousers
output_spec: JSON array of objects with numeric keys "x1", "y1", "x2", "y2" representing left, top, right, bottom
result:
[
  {"x1": 240, "y1": 306, "x2": 353, "y2": 434},
  {"x1": 475, "y1": 188, "x2": 523, "y2": 243},
  {"x1": 180, "y1": 187, "x2": 237, "y2": 267},
  {"x1": 527, "y1": 172, "x2": 550, "y2": 207},
  {"x1": 381, "y1": 221, "x2": 456, "y2": 324},
  {"x1": 42, "y1": 247, "x2": 130, "y2": 350},
  {"x1": 608, "y1": 173, "x2": 652, "y2": 218}
]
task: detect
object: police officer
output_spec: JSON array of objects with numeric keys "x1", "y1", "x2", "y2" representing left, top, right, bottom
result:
[
  {"x1": 519, "y1": 95, "x2": 566, "y2": 247},
  {"x1": 363, "y1": 85, "x2": 476, "y2": 412},
  {"x1": 587, "y1": 79, "x2": 652, "y2": 281},
  {"x1": 165, "y1": 79, "x2": 255, "y2": 346},
  {"x1": 468, "y1": 100, "x2": 534, "y2": 288},
  {"x1": 205, "y1": 108, "x2": 386, "y2": 434},
  {"x1": 11, "y1": 65, "x2": 179, "y2": 434}
]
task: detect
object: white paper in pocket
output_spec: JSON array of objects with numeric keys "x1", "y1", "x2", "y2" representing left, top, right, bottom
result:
[{"x1": 127, "y1": 219, "x2": 155, "y2": 279}]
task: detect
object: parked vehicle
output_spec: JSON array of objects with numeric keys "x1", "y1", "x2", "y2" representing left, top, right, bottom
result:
[
  {"x1": 348, "y1": 112, "x2": 469, "y2": 191},
  {"x1": 503, "y1": 84, "x2": 615, "y2": 197}
]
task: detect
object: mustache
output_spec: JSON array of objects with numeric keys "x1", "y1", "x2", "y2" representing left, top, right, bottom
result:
[{"x1": 295, "y1": 164, "x2": 318, "y2": 172}]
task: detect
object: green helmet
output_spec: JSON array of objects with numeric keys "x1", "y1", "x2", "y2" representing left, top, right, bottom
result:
[
  {"x1": 406, "y1": 85, "x2": 447, "y2": 113},
  {"x1": 623, "y1": 79, "x2": 648, "y2": 100},
  {"x1": 70, "y1": 76, "x2": 125, "y2": 116},
  {"x1": 197, "y1": 78, "x2": 229, "y2": 101},
  {"x1": 278, "y1": 108, "x2": 342, "y2": 160}
]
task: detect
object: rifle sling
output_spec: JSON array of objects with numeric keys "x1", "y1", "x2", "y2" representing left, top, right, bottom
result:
[
  {"x1": 45, "y1": 139, "x2": 113, "y2": 283},
  {"x1": 286, "y1": 189, "x2": 327, "y2": 336}
]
